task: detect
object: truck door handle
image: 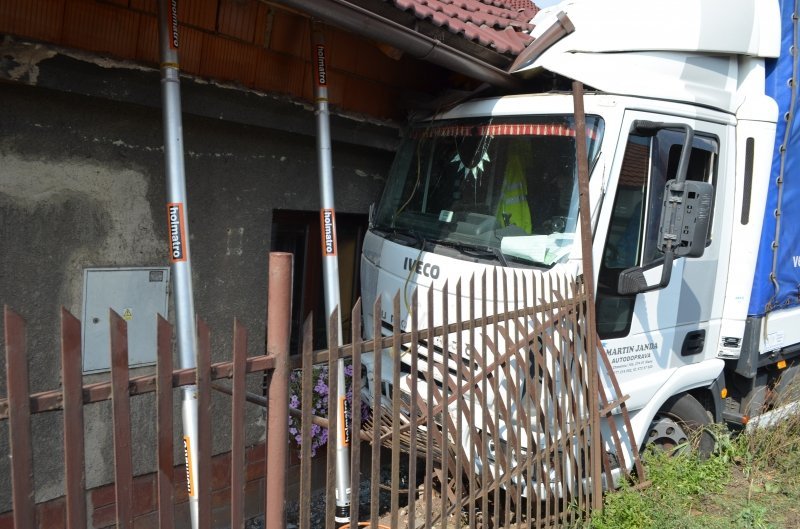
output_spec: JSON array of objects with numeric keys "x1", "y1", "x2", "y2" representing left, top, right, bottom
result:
[{"x1": 681, "y1": 330, "x2": 706, "y2": 356}]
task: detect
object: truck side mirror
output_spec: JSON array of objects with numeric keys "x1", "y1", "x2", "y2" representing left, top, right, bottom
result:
[
  {"x1": 615, "y1": 120, "x2": 713, "y2": 296},
  {"x1": 658, "y1": 179, "x2": 713, "y2": 258}
]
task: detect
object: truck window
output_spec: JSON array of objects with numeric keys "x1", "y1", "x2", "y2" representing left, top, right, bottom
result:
[
  {"x1": 596, "y1": 134, "x2": 649, "y2": 338},
  {"x1": 642, "y1": 132, "x2": 718, "y2": 264},
  {"x1": 372, "y1": 115, "x2": 605, "y2": 268},
  {"x1": 596, "y1": 130, "x2": 718, "y2": 339}
]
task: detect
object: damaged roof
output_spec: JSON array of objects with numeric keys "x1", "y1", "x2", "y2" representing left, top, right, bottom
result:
[{"x1": 389, "y1": 0, "x2": 539, "y2": 55}]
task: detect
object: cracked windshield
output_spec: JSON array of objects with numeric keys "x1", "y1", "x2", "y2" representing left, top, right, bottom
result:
[{"x1": 373, "y1": 115, "x2": 604, "y2": 267}]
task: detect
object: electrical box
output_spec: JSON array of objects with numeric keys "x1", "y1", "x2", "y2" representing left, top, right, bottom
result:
[{"x1": 82, "y1": 267, "x2": 170, "y2": 373}]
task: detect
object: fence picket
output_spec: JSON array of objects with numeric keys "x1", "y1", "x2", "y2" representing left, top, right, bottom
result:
[
  {"x1": 390, "y1": 293, "x2": 401, "y2": 529},
  {"x1": 196, "y1": 319, "x2": 213, "y2": 529},
  {"x1": 369, "y1": 297, "x2": 382, "y2": 529},
  {"x1": 408, "y1": 289, "x2": 419, "y2": 529},
  {"x1": 4, "y1": 308, "x2": 35, "y2": 529},
  {"x1": 109, "y1": 310, "x2": 134, "y2": 529},
  {"x1": 61, "y1": 308, "x2": 87, "y2": 529},
  {"x1": 466, "y1": 275, "x2": 478, "y2": 529},
  {"x1": 299, "y1": 314, "x2": 314, "y2": 529},
  {"x1": 349, "y1": 300, "x2": 363, "y2": 525},
  {"x1": 423, "y1": 287, "x2": 435, "y2": 529},
  {"x1": 325, "y1": 307, "x2": 339, "y2": 529},
  {"x1": 440, "y1": 281, "x2": 450, "y2": 529},
  {"x1": 156, "y1": 315, "x2": 175, "y2": 529},
  {"x1": 230, "y1": 320, "x2": 247, "y2": 529}
]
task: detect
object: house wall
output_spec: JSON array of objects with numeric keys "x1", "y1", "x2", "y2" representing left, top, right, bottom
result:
[
  {"x1": 0, "y1": 0, "x2": 455, "y2": 513},
  {"x1": 0, "y1": 67, "x2": 395, "y2": 511}
]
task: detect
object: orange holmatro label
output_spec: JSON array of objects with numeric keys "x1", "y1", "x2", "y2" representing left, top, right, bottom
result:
[
  {"x1": 167, "y1": 203, "x2": 187, "y2": 263},
  {"x1": 183, "y1": 436, "x2": 195, "y2": 496},
  {"x1": 321, "y1": 208, "x2": 337, "y2": 257},
  {"x1": 315, "y1": 44, "x2": 327, "y2": 86}
]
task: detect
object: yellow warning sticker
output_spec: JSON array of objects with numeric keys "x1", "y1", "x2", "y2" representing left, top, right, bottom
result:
[{"x1": 122, "y1": 308, "x2": 133, "y2": 321}]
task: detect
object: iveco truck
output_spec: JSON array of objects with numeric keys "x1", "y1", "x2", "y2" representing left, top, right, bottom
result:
[{"x1": 359, "y1": 0, "x2": 800, "y2": 471}]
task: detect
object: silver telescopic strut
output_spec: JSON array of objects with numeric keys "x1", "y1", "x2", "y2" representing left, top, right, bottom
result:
[
  {"x1": 312, "y1": 21, "x2": 352, "y2": 524},
  {"x1": 158, "y1": 2, "x2": 201, "y2": 527}
]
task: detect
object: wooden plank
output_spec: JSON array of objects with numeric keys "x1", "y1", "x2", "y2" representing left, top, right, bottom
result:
[
  {"x1": 156, "y1": 316, "x2": 175, "y2": 529},
  {"x1": 61, "y1": 308, "x2": 87, "y2": 529},
  {"x1": 230, "y1": 320, "x2": 247, "y2": 529},
  {"x1": 4, "y1": 307, "x2": 35, "y2": 529},
  {"x1": 109, "y1": 310, "x2": 133, "y2": 529},
  {"x1": 196, "y1": 319, "x2": 212, "y2": 529}
]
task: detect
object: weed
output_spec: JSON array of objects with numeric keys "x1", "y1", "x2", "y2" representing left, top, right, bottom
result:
[
  {"x1": 589, "y1": 400, "x2": 800, "y2": 528},
  {"x1": 733, "y1": 504, "x2": 773, "y2": 529}
]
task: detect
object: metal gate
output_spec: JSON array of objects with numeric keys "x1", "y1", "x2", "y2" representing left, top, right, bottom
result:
[{"x1": 295, "y1": 270, "x2": 643, "y2": 528}]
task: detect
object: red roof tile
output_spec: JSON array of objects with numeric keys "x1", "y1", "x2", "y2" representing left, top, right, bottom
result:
[{"x1": 390, "y1": 0, "x2": 538, "y2": 55}]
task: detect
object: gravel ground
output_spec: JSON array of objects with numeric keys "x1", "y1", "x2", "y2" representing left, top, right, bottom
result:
[
  {"x1": 243, "y1": 464, "x2": 507, "y2": 529},
  {"x1": 245, "y1": 466, "x2": 416, "y2": 529}
]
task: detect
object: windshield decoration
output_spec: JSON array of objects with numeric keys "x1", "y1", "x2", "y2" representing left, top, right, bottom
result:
[{"x1": 451, "y1": 134, "x2": 492, "y2": 181}]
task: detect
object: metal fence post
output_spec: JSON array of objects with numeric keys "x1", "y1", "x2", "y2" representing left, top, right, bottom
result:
[
  {"x1": 265, "y1": 252, "x2": 293, "y2": 529},
  {"x1": 572, "y1": 80, "x2": 604, "y2": 507}
]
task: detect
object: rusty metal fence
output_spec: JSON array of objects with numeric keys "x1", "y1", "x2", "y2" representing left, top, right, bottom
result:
[
  {"x1": 295, "y1": 269, "x2": 642, "y2": 529},
  {"x1": 0, "y1": 253, "x2": 295, "y2": 529},
  {"x1": 1, "y1": 256, "x2": 641, "y2": 529}
]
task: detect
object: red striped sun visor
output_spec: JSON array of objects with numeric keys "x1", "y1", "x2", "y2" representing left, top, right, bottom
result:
[{"x1": 412, "y1": 123, "x2": 599, "y2": 140}]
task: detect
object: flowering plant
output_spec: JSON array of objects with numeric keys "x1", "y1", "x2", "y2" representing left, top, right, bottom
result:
[{"x1": 288, "y1": 362, "x2": 370, "y2": 457}]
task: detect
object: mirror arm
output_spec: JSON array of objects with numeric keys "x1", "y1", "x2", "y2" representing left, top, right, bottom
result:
[
  {"x1": 616, "y1": 250, "x2": 674, "y2": 295},
  {"x1": 673, "y1": 125, "x2": 694, "y2": 184},
  {"x1": 654, "y1": 249, "x2": 674, "y2": 291}
]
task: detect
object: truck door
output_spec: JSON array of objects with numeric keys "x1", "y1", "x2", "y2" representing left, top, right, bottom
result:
[{"x1": 595, "y1": 112, "x2": 727, "y2": 409}]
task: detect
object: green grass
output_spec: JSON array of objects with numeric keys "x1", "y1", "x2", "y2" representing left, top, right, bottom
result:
[{"x1": 587, "y1": 411, "x2": 800, "y2": 529}]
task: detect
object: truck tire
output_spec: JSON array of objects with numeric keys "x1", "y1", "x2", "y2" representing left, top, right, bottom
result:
[
  {"x1": 644, "y1": 393, "x2": 715, "y2": 456},
  {"x1": 767, "y1": 362, "x2": 800, "y2": 408}
]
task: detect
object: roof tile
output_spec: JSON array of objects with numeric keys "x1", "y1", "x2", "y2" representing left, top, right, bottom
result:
[{"x1": 388, "y1": 0, "x2": 537, "y2": 56}]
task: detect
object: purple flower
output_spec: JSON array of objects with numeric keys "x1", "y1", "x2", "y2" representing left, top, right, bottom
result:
[
  {"x1": 287, "y1": 360, "x2": 371, "y2": 455},
  {"x1": 314, "y1": 378, "x2": 329, "y2": 396}
]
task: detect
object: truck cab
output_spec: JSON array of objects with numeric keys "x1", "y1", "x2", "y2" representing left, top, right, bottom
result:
[{"x1": 360, "y1": 0, "x2": 797, "y2": 468}]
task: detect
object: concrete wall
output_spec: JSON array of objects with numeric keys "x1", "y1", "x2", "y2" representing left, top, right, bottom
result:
[{"x1": 0, "y1": 73, "x2": 394, "y2": 509}]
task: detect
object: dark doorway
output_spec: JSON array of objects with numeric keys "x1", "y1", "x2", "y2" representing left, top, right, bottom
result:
[{"x1": 271, "y1": 209, "x2": 367, "y2": 353}]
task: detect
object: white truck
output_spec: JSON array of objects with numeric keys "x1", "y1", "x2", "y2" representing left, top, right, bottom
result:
[{"x1": 359, "y1": 0, "x2": 799, "y2": 471}]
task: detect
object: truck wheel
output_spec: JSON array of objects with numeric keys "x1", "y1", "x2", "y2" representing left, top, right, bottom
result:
[
  {"x1": 767, "y1": 362, "x2": 800, "y2": 408},
  {"x1": 644, "y1": 394, "x2": 715, "y2": 456}
]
